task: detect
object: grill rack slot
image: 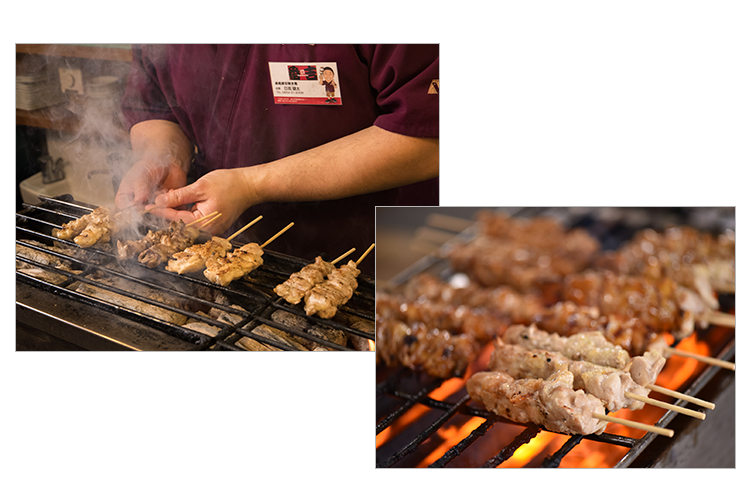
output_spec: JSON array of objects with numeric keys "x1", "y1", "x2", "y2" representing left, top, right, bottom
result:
[{"x1": 16, "y1": 196, "x2": 375, "y2": 351}]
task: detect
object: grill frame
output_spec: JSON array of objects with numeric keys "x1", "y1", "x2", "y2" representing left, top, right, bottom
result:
[
  {"x1": 16, "y1": 195, "x2": 375, "y2": 352},
  {"x1": 375, "y1": 206, "x2": 735, "y2": 468}
]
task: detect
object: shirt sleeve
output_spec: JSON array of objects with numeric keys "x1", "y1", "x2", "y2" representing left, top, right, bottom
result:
[
  {"x1": 120, "y1": 45, "x2": 179, "y2": 130},
  {"x1": 361, "y1": 44, "x2": 439, "y2": 138}
]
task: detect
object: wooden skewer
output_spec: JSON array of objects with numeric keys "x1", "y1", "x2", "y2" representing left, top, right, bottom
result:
[
  {"x1": 415, "y1": 226, "x2": 458, "y2": 244},
  {"x1": 703, "y1": 310, "x2": 735, "y2": 328},
  {"x1": 186, "y1": 211, "x2": 219, "y2": 227},
  {"x1": 331, "y1": 247, "x2": 356, "y2": 265},
  {"x1": 624, "y1": 392, "x2": 706, "y2": 420},
  {"x1": 199, "y1": 213, "x2": 223, "y2": 229},
  {"x1": 645, "y1": 384, "x2": 715, "y2": 410},
  {"x1": 663, "y1": 346, "x2": 735, "y2": 371},
  {"x1": 409, "y1": 239, "x2": 443, "y2": 258},
  {"x1": 260, "y1": 222, "x2": 294, "y2": 248},
  {"x1": 140, "y1": 206, "x2": 155, "y2": 215},
  {"x1": 355, "y1": 243, "x2": 375, "y2": 266},
  {"x1": 425, "y1": 213, "x2": 474, "y2": 233},
  {"x1": 227, "y1": 215, "x2": 263, "y2": 241},
  {"x1": 593, "y1": 413, "x2": 674, "y2": 437}
]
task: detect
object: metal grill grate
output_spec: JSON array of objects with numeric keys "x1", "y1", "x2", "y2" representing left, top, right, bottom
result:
[{"x1": 16, "y1": 195, "x2": 375, "y2": 351}]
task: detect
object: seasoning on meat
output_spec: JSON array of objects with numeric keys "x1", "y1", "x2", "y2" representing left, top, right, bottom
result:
[
  {"x1": 487, "y1": 338, "x2": 652, "y2": 412},
  {"x1": 138, "y1": 220, "x2": 200, "y2": 268},
  {"x1": 376, "y1": 316, "x2": 481, "y2": 379},
  {"x1": 466, "y1": 369, "x2": 608, "y2": 435},
  {"x1": 304, "y1": 260, "x2": 360, "y2": 319}
]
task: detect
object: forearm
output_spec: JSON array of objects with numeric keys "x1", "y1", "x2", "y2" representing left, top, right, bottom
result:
[
  {"x1": 130, "y1": 120, "x2": 193, "y2": 173},
  {"x1": 243, "y1": 125, "x2": 439, "y2": 204}
]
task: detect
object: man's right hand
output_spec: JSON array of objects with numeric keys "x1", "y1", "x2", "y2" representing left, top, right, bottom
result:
[{"x1": 115, "y1": 158, "x2": 188, "y2": 210}]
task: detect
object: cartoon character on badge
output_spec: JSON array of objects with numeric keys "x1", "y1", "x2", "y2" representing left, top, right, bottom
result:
[{"x1": 319, "y1": 66, "x2": 338, "y2": 103}]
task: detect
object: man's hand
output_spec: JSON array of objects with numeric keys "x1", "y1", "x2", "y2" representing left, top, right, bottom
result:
[
  {"x1": 148, "y1": 168, "x2": 259, "y2": 235},
  {"x1": 115, "y1": 158, "x2": 188, "y2": 210},
  {"x1": 115, "y1": 119, "x2": 194, "y2": 210}
]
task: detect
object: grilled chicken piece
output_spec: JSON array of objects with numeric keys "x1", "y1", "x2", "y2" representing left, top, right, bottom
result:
[
  {"x1": 447, "y1": 214, "x2": 601, "y2": 294},
  {"x1": 596, "y1": 226, "x2": 735, "y2": 300},
  {"x1": 53, "y1": 207, "x2": 114, "y2": 248},
  {"x1": 401, "y1": 273, "x2": 546, "y2": 323},
  {"x1": 117, "y1": 229, "x2": 164, "y2": 260},
  {"x1": 487, "y1": 338, "x2": 651, "y2": 412},
  {"x1": 274, "y1": 256, "x2": 336, "y2": 305},
  {"x1": 503, "y1": 324, "x2": 632, "y2": 370},
  {"x1": 376, "y1": 293, "x2": 509, "y2": 344},
  {"x1": 467, "y1": 369, "x2": 607, "y2": 435},
  {"x1": 375, "y1": 316, "x2": 481, "y2": 379},
  {"x1": 562, "y1": 270, "x2": 711, "y2": 340},
  {"x1": 501, "y1": 324, "x2": 666, "y2": 388},
  {"x1": 166, "y1": 237, "x2": 233, "y2": 274},
  {"x1": 138, "y1": 221, "x2": 200, "y2": 268},
  {"x1": 304, "y1": 260, "x2": 360, "y2": 319},
  {"x1": 203, "y1": 242, "x2": 264, "y2": 286}
]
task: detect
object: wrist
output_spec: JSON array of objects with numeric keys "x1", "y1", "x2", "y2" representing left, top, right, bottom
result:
[{"x1": 239, "y1": 165, "x2": 265, "y2": 206}]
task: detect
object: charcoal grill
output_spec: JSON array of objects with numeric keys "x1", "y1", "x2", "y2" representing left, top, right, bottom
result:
[
  {"x1": 16, "y1": 195, "x2": 375, "y2": 351},
  {"x1": 375, "y1": 207, "x2": 735, "y2": 468}
]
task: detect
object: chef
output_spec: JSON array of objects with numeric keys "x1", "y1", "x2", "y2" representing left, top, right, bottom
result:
[{"x1": 115, "y1": 44, "x2": 439, "y2": 275}]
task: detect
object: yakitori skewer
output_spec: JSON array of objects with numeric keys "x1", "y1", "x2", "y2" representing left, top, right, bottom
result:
[
  {"x1": 274, "y1": 247, "x2": 356, "y2": 305},
  {"x1": 500, "y1": 325, "x2": 716, "y2": 410},
  {"x1": 185, "y1": 211, "x2": 220, "y2": 227},
  {"x1": 203, "y1": 222, "x2": 294, "y2": 286},
  {"x1": 488, "y1": 337, "x2": 705, "y2": 421},
  {"x1": 138, "y1": 220, "x2": 201, "y2": 268},
  {"x1": 662, "y1": 346, "x2": 736, "y2": 371},
  {"x1": 166, "y1": 215, "x2": 262, "y2": 275},
  {"x1": 644, "y1": 384, "x2": 715, "y2": 410},
  {"x1": 592, "y1": 413, "x2": 674, "y2": 438},
  {"x1": 467, "y1": 368, "x2": 675, "y2": 437},
  {"x1": 623, "y1": 392, "x2": 705, "y2": 420},
  {"x1": 304, "y1": 243, "x2": 374, "y2": 319}
]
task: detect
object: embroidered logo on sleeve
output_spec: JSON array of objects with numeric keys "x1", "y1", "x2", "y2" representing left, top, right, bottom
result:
[
  {"x1": 428, "y1": 79, "x2": 439, "y2": 94},
  {"x1": 268, "y1": 62, "x2": 342, "y2": 105}
]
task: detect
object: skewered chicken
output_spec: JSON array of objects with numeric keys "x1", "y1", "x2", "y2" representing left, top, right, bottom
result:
[
  {"x1": 375, "y1": 316, "x2": 481, "y2": 379},
  {"x1": 53, "y1": 206, "x2": 115, "y2": 247},
  {"x1": 502, "y1": 324, "x2": 631, "y2": 370},
  {"x1": 274, "y1": 256, "x2": 336, "y2": 305},
  {"x1": 376, "y1": 293, "x2": 509, "y2": 344},
  {"x1": 466, "y1": 369, "x2": 608, "y2": 435},
  {"x1": 562, "y1": 270, "x2": 711, "y2": 339},
  {"x1": 447, "y1": 212, "x2": 600, "y2": 294},
  {"x1": 596, "y1": 226, "x2": 735, "y2": 307},
  {"x1": 138, "y1": 220, "x2": 200, "y2": 268},
  {"x1": 392, "y1": 273, "x2": 667, "y2": 357},
  {"x1": 401, "y1": 273, "x2": 546, "y2": 324},
  {"x1": 529, "y1": 301, "x2": 665, "y2": 357},
  {"x1": 305, "y1": 260, "x2": 360, "y2": 319},
  {"x1": 165, "y1": 236, "x2": 234, "y2": 274},
  {"x1": 448, "y1": 231, "x2": 599, "y2": 293},
  {"x1": 203, "y1": 242, "x2": 264, "y2": 286},
  {"x1": 117, "y1": 229, "x2": 165, "y2": 260},
  {"x1": 487, "y1": 338, "x2": 652, "y2": 412}
]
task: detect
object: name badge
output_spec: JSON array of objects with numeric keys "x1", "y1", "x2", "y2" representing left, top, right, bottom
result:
[{"x1": 268, "y1": 62, "x2": 342, "y2": 105}]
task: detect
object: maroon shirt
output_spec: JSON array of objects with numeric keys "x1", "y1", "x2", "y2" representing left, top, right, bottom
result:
[{"x1": 121, "y1": 44, "x2": 439, "y2": 275}]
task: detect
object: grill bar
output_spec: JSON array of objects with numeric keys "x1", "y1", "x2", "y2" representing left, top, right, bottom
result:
[
  {"x1": 377, "y1": 393, "x2": 471, "y2": 468},
  {"x1": 16, "y1": 195, "x2": 375, "y2": 351},
  {"x1": 482, "y1": 426, "x2": 541, "y2": 468}
]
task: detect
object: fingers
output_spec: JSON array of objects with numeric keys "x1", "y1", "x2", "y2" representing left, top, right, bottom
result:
[{"x1": 154, "y1": 182, "x2": 202, "y2": 209}]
